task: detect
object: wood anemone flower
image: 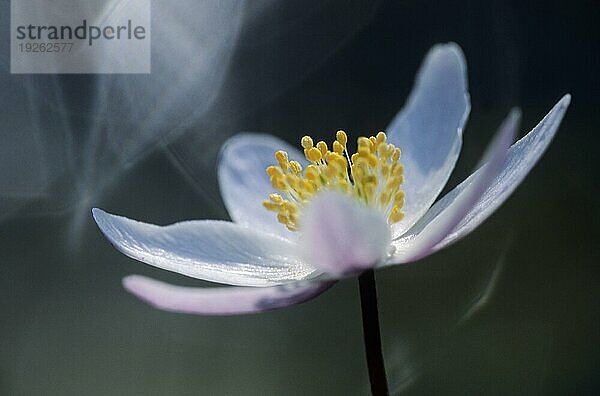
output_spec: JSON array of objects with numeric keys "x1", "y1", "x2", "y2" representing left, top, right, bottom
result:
[{"x1": 93, "y1": 43, "x2": 570, "y2": 316}]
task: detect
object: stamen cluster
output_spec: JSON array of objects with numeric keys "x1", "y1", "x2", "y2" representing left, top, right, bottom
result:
[{"x1": 263, "y1": 131, "x2": 405, "y2": 231}]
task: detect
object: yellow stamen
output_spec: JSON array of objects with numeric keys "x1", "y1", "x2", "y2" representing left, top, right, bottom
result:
[
  {"x1": 263, "y1": 131, "x2": 405, "y2": 231},
  {"x1": 336, "y1": 130, "x2": 347, "y2": 146},
  {"x1": 332, "y1": 140, "x2": 343, "y2": 154},
  {"x1": 275, "y1": 150, "x2": 289, "y2": 171},
  {"x1": 316, "y1": 141, "x2": 328, "y2": 156},
  {"x1": 289, "y1": 160, "x2": 302, "y2": 174},
  {"x1": 306, "y1": 147, "x2": 322, "y2": 163},
  {"x1": 301, "y1": 135, "x2": 314, "y2": 149}
]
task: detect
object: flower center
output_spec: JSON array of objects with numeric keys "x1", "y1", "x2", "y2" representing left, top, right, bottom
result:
[{"x1": 263, "y1": 130, "x2": 405, "y2": 231}]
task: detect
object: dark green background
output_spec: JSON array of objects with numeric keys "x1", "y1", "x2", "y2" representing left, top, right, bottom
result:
[{"x1": 1, "y1": 0, "x2": 597, "y2": 394}]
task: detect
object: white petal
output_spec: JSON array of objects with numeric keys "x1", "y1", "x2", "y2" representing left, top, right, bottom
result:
[
  {"x1": 386, "y1": 43, "x2": 470, "y2": 238},
  {"x1": 387, "y1": 108, "x2": 519, "y2": 264},
  {"x1": 434, "y1": 95, "x2": 571, "y2": 248},
  {"x1": 92, "y1": 209, "x2": 317, "y2": 287},
  {"x1": 123, "y1": 275, "x2": 334, "y2": 315},
  {"x1": 218, "y1": 133, "x2": 307, "y2": 239},
  {"x1": 300, "y1": 191, "x2": 391, "y2": 276}
]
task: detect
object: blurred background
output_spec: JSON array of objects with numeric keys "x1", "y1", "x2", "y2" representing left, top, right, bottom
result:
[{"x1": 0, "y1": 0, "x2": 598, "y2": 394}]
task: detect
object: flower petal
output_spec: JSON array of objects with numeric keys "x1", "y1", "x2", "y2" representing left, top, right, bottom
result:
[
  {"x1": 386, "y1": 43, "x2": 470, "y2": 238},
  {"x1": 387, "y1": 107, "x2": 519, "y2": 264},
  {"x1": 123, "y1": 275, "x2": 335, "y2": 315},
  {"x1": 300, "y1": 191, "x2": 391, "y2": 276},
  {"x1": 433, "y1": 95, "x2": 571, "y2": 249},
  {"x1": 218, "y1": 133, "x2": 307, "y2": 239},
  {"x1": 92, "y1": 208, "x2": 318, "y2": 287}
]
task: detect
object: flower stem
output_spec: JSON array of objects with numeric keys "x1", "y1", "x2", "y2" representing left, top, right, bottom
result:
[{"x1": 358, "y1": 269, "x2": 389, "y2": 396}]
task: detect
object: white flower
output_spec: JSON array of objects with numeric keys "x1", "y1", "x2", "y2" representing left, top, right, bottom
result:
[{"x1": 93, "y1": 43, "x2": 570, "y2": 315}]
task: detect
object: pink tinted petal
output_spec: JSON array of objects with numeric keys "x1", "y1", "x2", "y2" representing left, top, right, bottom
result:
[
  {"x1": 300, "y1": 191, "x2": 391, "y2": 276},
  {"x1": 123, "y1": 275, "x2": 335, "y2": 315},
  {"x1": 387, "y1": 109, "x2": 519, "y2": 264},
  {"x1": 435, "y1": 95, "x2": 571, "y2": 248}
]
